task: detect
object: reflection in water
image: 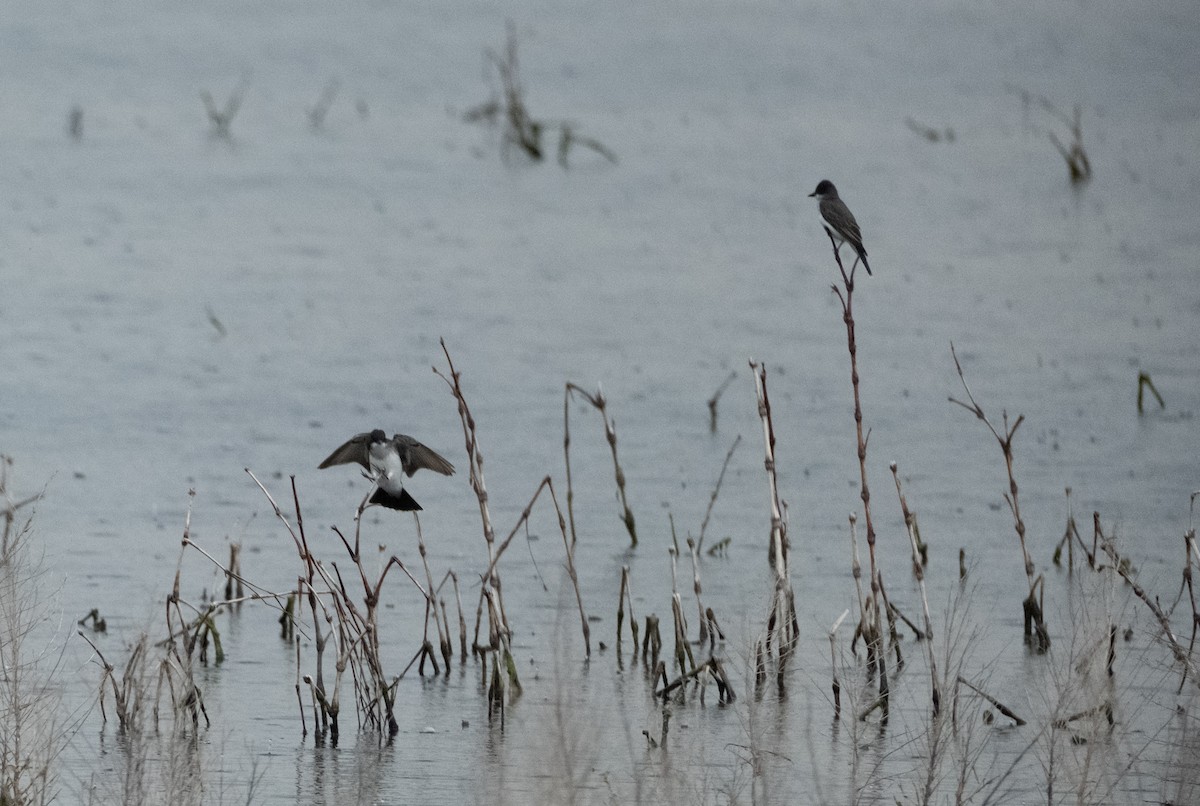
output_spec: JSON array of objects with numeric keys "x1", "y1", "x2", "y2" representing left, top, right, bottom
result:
[{"x1": 299, "y1": 741, "x2": 393, "y2": 806}]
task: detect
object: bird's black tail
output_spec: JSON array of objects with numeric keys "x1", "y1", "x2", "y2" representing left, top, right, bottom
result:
[{"x1": 370, "y1": 488, "x2": 423, "y2": 511}]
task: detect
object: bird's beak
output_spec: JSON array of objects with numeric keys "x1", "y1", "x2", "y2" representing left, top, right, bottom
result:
[{"x1": 807, "y1": 191, "x2": 817, "y2": 197}]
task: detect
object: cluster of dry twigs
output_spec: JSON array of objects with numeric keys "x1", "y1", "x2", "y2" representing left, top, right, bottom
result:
[{"x1": 463, "y1": 22, "x2": 616, "y2": 169}]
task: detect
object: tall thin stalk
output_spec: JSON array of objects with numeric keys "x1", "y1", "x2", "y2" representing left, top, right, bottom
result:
[
  {"x1": 824, "y1": 228, "x2": 888, "y2": 718},
  {"x1": 749, "y1": 361, "x2": 798, "y2": 689}
]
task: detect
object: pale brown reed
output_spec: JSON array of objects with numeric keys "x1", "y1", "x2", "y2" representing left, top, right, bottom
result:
[
  {"x1": 891, "y1": 462, "x2": 941, "y2": 717},
  {"x1": 823, "y1": 227, "x2": 892, "y2": 722},
  {"x1": 564, "y1": 382, "x2": 638, "y2": 547},
  {"x1": 748, "y1": 361, "x2": 798, "y2": 693},
  {"x1": 949, "y1": 342, "x2": 1050, "y2": 652}
]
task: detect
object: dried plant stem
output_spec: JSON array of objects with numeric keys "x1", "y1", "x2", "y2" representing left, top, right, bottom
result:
[
  {"x1": 489, "y1": 20, "x2": 542, "y2": 160},
  {"x1": 826, "y1": 233, "x2": 889, "y2": 714},
  {"x1": 707, "y1": 370, "x2": 737, "y2": 433},
  {"x1": 686, "y1": 537, "x2": 707, "y2": 646},
  {"x1": 1174, "y1": 507, "x2": 1200, "y2": 692},
  {"x1": 1053, "y1": 487, "x2": 1095, "y2": 570},
  {"x1": 548, "y1": 478, "x2": 591, "y2": 659},
  {"x1": 891, "y1": 462, "x2": 940, "y2": 717},
  {"x1": 565, "y1": 382, "x2": 638, "y2": 547},
  {"x1": 434, "y1": 341, "x2": 520, "y2": 682},
  {"x1": 200, "y1": 77, "x2": 248, "y2": 138},
  {"x1": 450, "y1": 571, "x2": 468, "y2": 663},
  {"x1": 847, "y1": 513, "x2": 866, "y2": 627},
  {"x1": 0, "y1": 455, "x2": 42, "y2": 555},
  {"x1": 748, "y1": 361, "x2": 798, "y2": 686},
  {"x1": 1098, "y1": 521, "x2": 1199, "y2": 688},
  {"x1": 670, "y1": 592, "x2": 695, "y2": 678},
  {"x1": 657, "y1": 656, "x2": 736, "y2": 703},
  {"x1": 436, "y1": 339, "x2": 498, "y2": 580},
  {"x1": 697, "y1": 434, "x2": 741, "y2": 555},
  {"x1": 307, "y1": 77, "x2": 339, "y2": 130},
  {"x1": 956, "y1": 675, "x2": 1026, "y2": 726},
  {"x1": 162, "y1": 493, "x2": 211, "y2": 729},
  {"x1": 642, "y1": 615, "x2": 662, "y2": 668},
  {"x1": 617, "y1": 565, "x2": 636, "y2": 661},
  {"x1": 949, "y1": 342, "x2": 1049, "y2": 652},
  {"x1": 416, "y1": 516, "x2": 448, "y2": 677},
  {"x1": 829, "y1": 609, "x2": 851, "y2": 719},
  {"x1": 78, "y1": 631, "x2": 142, "y2": 730},
  {"x1": 1137, "y1": 371, "x2": 1166, "y2": 414}
]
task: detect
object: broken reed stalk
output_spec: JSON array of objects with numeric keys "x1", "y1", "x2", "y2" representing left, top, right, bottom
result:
[
  {"x1": 707, "y1": 370, "x2": 737, "y2": 433},
  {"x1": 1098, "y1": 520, "x2": 1200, "y2": 688},
  {"x1": 1136, "y1": 371, "x2": 1165, "y2": 414},
  {"x1": 657, "y1": 657, "x2": 736, "y2": 704},
  {"x1": 0, "y1": 456, "x2": 42, "y2": 556},
  {"x1": 224, "y1": 542, "x2": 243, "y2": 603},
  {"x1": 891, "y1": 462, "x2": 940, "y2": 717},
  {"x1": 642, "y1": 615, "x2": 662, "y2": 669},
  {"x1": 949, "y1": 342, "x2": 1050, "y2": 652},
  {"x1": 825, "y1": 232, "x2": 889, "y2": 713},
  {"x1": 697, "y1": 434, "x2": 741, "y2": 555},
  {"x1": 847, "y1": 513, "x2": 866, "y2": 624},
  {"x1": 1053, "y1": 487, "x2": 1091, "y2": 570},
  {"x1": 748, "y1": 361, "x2": 798, "y2": 685},
  {"x1": 1177, "y1": 505, "x2": 1200, "y2": 691},
  {"x1": 77, "y1": 631, "x2": 145, "y2": 731},
  {"x1": 829, "y1": 609, "x2": 851, "y2": 719},
  {"x1": 436, "y1": 339, "x2": 498, "y2": 578},
  {"x1": 617, "y1": 565, "x2": 639, "y2": 662},
  {"x1": 450, "y1": 571, "x2": 468, "y2": 663},
  {"x1": 704, "y1": 607, "x2": 725, "y2": 650},
  {"x1": 435, "y1": 340, "x2": 513, "y2": 674},
  {"x1": 877, "y1": 575, "x2": 904, "y2": 671},
  {"x1": 490, "y1": 20, "x2": 542, "y2": 160},
  {"x1": 547, "y1": 477, "x2": 591, "y2": 659},
  {"x1": 686, "y1": 537, "x2": 707, "y2": 647},
  {"x1": 1040, "y1": 100, "x2": 1092, "y2": 185},
  {"x1": 415, "y1": 516, "x2": 448, "y2": 677},
  {"x1": 956, "y1": 675, "x2": 1026, "y2": 726},
  {"x1": 564, "y1": 382, "x2": 638, "y2": 547},
  {"x1": 200, "y1": 77, "x2": 248, "y2": 139},
  {"x1": 162, "y1": 492, "x2": 211, "y2": 730},
  {"x1": 307, "y1": 78, "x2": 339, "y2": 130},
  {"x1": 670, "y1": 592, "x2": 695, "y2": 678}
]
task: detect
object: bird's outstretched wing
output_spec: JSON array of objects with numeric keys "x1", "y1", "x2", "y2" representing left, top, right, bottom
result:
[
  {"x1": 318, "y1": 432, "x2": 376, "y2": 470},
  {"x1": 393, "y1": 435, "x2": 456, "y2": 477}
]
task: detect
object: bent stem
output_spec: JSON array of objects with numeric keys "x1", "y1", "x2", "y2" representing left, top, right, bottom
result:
[
  {"x1": 948, "y1": 342, "x2": 1049, "y2": 652},
  {"x1": 564, "y1": 382, "x2": 638, "y2": 547}
]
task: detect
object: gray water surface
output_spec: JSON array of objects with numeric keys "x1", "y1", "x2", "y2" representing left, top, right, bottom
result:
[{"x1": 2, "y1": 1, "x2": 1199, "y2": 803}]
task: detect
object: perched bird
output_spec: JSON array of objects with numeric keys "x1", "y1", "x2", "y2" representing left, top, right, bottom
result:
[
  {"x1": 808, "y1": 179, "x2": 872, "y2": 275},
  {"x1": 319, "y1": 429, "x2": 455, "y2": 511}
]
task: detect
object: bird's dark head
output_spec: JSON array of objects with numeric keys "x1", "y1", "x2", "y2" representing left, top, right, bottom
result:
[
  {"x1": 809, "y1": 179, "x2": 837, "y2": 199},
  {"x1": 370, "y1": 429, "x2": 387, "y2": 442}
]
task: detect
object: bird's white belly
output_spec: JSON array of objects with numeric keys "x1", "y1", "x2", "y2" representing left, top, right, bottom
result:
[{"x1": 370, "y1": 450, "x2": 407, "y2": 493}]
